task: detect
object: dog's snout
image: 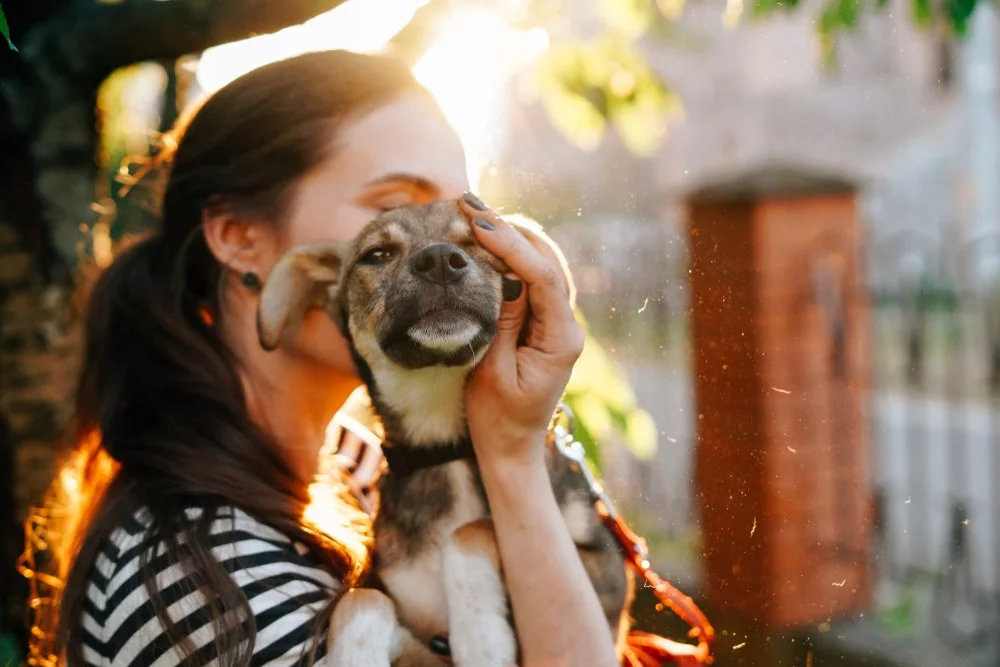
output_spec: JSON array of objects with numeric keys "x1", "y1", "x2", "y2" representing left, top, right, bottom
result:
[{"x1": 409, "y1": 243, "x2": 470, "y2": 285}]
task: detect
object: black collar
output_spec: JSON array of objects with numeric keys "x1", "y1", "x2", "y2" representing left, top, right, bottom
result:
[{"x1": 381, "y1": 438, "x2": 475, "y2": 476}]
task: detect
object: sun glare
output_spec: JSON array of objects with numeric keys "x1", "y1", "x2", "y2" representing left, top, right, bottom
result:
[
  {"x1": 195, "y1": 0, "x2": 427, "y2": 93},
  {"x1": 193, "y1": 0, "x2": 549, "y2": 191},
  {"x1": 413, "y1": 9, "x2": 549, "y2": 189}
]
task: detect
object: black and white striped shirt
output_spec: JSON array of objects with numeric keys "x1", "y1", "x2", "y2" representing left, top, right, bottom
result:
[{"x1": 81, "y1": 391, "x2": 387, "y2": 667}]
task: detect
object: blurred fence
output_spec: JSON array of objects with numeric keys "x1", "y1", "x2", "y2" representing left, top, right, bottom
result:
[
  {"x1": 868, "y1": 229, "x2": 1000, "y2": 652},
  {"x1": 553, "y1": 217, "x2": 1000, "y2": 649}
]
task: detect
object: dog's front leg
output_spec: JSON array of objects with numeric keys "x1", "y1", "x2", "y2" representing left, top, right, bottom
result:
[
  {"x1": 442, "y1": 519, "x2": 518, "y2": 667},
  {"x1": 328, "y1": 588, "x2": 436, "y2": 667}
]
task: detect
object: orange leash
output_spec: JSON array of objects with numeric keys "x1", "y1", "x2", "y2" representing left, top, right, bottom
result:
[{"x1": 550, "y1": 405, "x2": 715, "y2": 666}]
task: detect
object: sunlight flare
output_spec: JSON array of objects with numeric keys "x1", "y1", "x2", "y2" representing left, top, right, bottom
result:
[
  {"x1": 193, "y1": 0, "x2": 549, "y2": 191},
  {"x1": 413, "y1": 9, "x2": 549, "y2": 189},
  {"x1": 195, "y1": 0, "x2": 426, "y2": 92}
]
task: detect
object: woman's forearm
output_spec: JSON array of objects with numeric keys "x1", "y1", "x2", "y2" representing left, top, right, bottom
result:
[{"x1": 479, "y1": 443, "x2": 619, "y2": 667}]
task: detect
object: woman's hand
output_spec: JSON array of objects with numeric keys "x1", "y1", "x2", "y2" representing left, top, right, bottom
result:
[
  {"x1": 455, "y1": 193, "x2": 618, "y2": 667},
  {"x1": 457, "y1": 193, "x2": 584, "y2": 465}
]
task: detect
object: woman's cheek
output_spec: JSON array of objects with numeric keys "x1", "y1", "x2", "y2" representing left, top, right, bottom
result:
[{"x1": 293, "y1": 310, "x2": 359, "y2": 375}]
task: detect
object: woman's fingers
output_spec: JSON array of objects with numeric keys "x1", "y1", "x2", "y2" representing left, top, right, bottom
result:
[{"x1": 458, "y1": 195, "x2": 574, "y2": 328}]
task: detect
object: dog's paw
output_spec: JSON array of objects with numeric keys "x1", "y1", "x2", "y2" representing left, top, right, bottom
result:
[
  {"x1": 328, "y1": 588, "x2": 400, "y2": 667},
  {"x1": 448, "y1": 614, "x2": 518, "y2": 667},
  {"x1": 442, "y1": 520, "x2": 518, "y2": 667}
]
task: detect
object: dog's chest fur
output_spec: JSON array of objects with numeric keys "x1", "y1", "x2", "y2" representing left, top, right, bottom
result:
[{"x1": 373, "y1": 460, "x2": 488, "y2": 638}]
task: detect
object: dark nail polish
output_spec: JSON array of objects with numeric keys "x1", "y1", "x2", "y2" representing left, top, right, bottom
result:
[
  {"x1": 429, "y1": 636, "x2": 451, "y2": 656},
  {"x1": 502, "y1": 276, "x2": 523, "y2": 301},
  {"x1": 474, "y1": 216, "x2": 495, "y2": 231},
  {"x1": 462, "y1": 192, "x2": 488, "y2": 211}
]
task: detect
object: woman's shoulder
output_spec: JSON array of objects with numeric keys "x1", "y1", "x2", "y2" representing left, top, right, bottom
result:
[
  {"x1": 82, "y1": 505, "x2": 340, "y2": 666},
  {"x1": 93, "y1": 505, "x2": 339, "y2": 596}
]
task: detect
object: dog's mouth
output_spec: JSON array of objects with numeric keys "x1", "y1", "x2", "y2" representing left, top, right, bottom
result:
[
  {"x1": 408, "y1": 309, "x2": 484, "y2": 352},
  {"x1": 377, "y1": 300, "x2": 497, "y2": 369}
]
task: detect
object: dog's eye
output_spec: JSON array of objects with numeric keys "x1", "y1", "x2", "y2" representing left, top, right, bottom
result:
[{"x1": 359, "y1": 248, "x2": 394, "y2": 265}]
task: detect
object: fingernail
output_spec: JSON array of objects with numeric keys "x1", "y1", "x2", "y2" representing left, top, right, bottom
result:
[
  {"x1": 502, "y1": 276, "x2": 523, "y2": 301},
  {"x1": 462, "y1": 192, "x2": 488, "y2": 211},
  {"x1": 474, "y1": 216, "x2": 495, "y2": 231},
  {"x1": 429, "y1": 636, "x2": 451, "y2": 656}
]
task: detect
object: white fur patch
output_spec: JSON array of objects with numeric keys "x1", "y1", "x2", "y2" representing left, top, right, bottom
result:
[
  {"x1": 380, "y1": 462, "x2": 489, "y2": 644},
  {"x1": 380, "y1": 548, "x2": 449, "y2": 643},
  {"x1": 374, "y1": 365, "x2": 470, "y2": 445},
  {"x1": 328, "y1": 590, "x2": 400, "y2": 667},
  {"x1": 442, "y1": 531, "x2": 517, "y2": 667},
  {"x1": 408, "y1": 319, "x2": 482, "y2": 352}
]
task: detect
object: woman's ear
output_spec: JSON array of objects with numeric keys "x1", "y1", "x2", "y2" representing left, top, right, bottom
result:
[
  {"x1": 201, "y1": 203, "x2": 270, "y2": 277},
  {"x1": 257, "y1": 243, "x2": 346, "y2": 351}
]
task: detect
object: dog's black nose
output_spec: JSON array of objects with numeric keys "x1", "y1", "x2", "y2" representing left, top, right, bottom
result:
[{"x1": 410, "y1": 243, "x2": 470, "y2": 285}]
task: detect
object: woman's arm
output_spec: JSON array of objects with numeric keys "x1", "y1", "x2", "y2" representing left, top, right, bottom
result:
[
  {"x1": 479, "y1": 448, "x2": 618, "y2": 667},
  {"x1": 459, "y1": 194, "x2": 619, "y2": 667}
]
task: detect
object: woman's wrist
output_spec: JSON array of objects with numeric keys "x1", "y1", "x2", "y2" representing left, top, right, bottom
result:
[
  {"x1": 472, "y1": 430, "x2": 548, "y2": 471},
  {"x1": 476, "y1": 436, "x2": 557, "y2": 528}
]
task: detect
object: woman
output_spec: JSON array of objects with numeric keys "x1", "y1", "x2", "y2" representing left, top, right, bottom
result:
[{"x1": 31, "y1": 49, "x2": 619, "y2": 667}]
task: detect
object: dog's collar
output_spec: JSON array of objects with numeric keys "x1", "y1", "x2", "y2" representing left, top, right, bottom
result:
[{"x1": 381, "y1": 438, "x2": 475, "y2": 476}]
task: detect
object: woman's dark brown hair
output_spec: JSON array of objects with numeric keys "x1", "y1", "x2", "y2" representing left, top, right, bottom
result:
[{"x1": 21, "y1": 49, "x2": 425, "y2": 667}]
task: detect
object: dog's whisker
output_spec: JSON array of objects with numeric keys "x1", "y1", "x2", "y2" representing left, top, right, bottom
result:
[{"x1": 468, "y1": 341, "x2": 480, "y2": 371}]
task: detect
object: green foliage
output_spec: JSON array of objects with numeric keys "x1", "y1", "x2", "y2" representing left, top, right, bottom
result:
[
  {"x1": 748, "y1": 0, "x2": 981, "y2": 69},
  {"x1": 0, "y1": 1, "x2": 17, "y2": 52},
  {"x1": 597, "y1": 0, "x2": 659, "y2": 37},
  {"x1": 560, "y1": 313, "x2": 659, "y2": 470},
  {"x1": 536, "y1": 34, "x2": 680, "y2": 156},
  {"x1": 528, "y1": 0, "x2": 988, "y2": 158}
]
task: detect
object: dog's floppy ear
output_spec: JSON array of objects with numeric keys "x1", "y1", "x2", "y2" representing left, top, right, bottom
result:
[
  {"x1": 503, "y1": 213, "x2": 577, "y2": 308},
  {"x1": 257, "y1": 242, "x2": 345, "y2": 351}
]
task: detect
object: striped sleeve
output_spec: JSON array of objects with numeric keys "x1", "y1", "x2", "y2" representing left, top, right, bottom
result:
[
  {"x1": 82, "y1": 507, "x2": 341, "y2": 667},
  {"x1": 326, "y1": 388, "x2": 385, "y2": 516}
]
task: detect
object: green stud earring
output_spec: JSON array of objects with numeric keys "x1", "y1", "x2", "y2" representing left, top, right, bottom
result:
[{"x1": 241, "y1": 271, "x2": 262, "y2": 293}]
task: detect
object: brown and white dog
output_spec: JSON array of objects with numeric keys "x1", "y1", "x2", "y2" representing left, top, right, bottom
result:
[{"x1": 256, "y1": 200, "x2": 633, "y2": 667}]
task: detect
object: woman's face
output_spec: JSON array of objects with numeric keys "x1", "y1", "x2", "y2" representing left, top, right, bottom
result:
[{"x1": 267, "y1": 91, "x2": 470, "y2": 373}]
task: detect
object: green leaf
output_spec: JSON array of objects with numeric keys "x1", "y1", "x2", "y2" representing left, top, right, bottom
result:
[
  {"x1": 536, "y1": 41, "x2": 607, "y2": 151},
  {"x1": 835, "y1": 0, "x2": 862, "y2": 26},
  {"x1": 598, "y1": 0, "x2": 657, "y2": 37},
  {"x1": 0, "y1": 1, "x2": 17, "y2": 52},
  {"x1": 625, "y1": 410, "x2": 658, "y2": 461},
  {"x1": 946, "y1": 0, "x2": 978, "y2": 35},
  {"x1": 537, "y1": 36, "x2": 678, "y2": 155},
  {"x1": 656, "y1": 0, "x2": 686, "y2": 21},
  {"x1": 911, "y1": 0, "x2": 932, "y2": 27},
  {"x1": 567, "y1": 336, "x2": 637, "y2": 415},
  {"x1": 561, "y1": 313, "x2": 660, "y2": 464},
  {"x1": 749, "y1": 0, "x2": 793, "y2": 18}
]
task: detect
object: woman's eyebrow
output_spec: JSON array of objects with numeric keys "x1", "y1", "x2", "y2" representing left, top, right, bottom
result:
[{"x1": 363, "y1": 172, "x2": 439, "y2": 195}]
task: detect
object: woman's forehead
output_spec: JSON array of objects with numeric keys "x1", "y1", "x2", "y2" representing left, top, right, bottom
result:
[{"x1": 336, "y1": 92, "x2": 469, "y2": 194}]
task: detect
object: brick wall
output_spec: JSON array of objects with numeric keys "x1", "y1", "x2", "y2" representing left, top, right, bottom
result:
[{"x1": 688, "y1": 173, "x2": 872, "y2": 630}]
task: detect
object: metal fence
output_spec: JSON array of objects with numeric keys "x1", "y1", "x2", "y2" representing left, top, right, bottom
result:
[
  {"x1": 868, "y1": 229, "x2": 1000, "y2": 654},
  {"x1": 554, "y1": 217, "x2": 1000, "y2": 654}
]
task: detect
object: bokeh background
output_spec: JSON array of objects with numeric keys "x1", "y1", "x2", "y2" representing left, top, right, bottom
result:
[{"x1": 2, "y1": 0, "x2": 999, "y2": 665}]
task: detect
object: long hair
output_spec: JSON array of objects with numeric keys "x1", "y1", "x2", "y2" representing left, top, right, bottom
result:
[{"x1": 20, "y1": 50, "x2": 426, "y2": 667}]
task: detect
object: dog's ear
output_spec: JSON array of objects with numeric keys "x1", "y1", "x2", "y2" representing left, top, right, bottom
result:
[
  {"x1": 257, "y1": 242, "x2": 345, "y2": 351},
  {"x1": 503, "y1": 213, "x2": 577, "y2": 308}
]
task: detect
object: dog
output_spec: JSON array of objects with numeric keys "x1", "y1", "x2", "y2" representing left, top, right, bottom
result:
[{"x1": 256, "y1": 200, "x2": 633, "y2": 667}]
